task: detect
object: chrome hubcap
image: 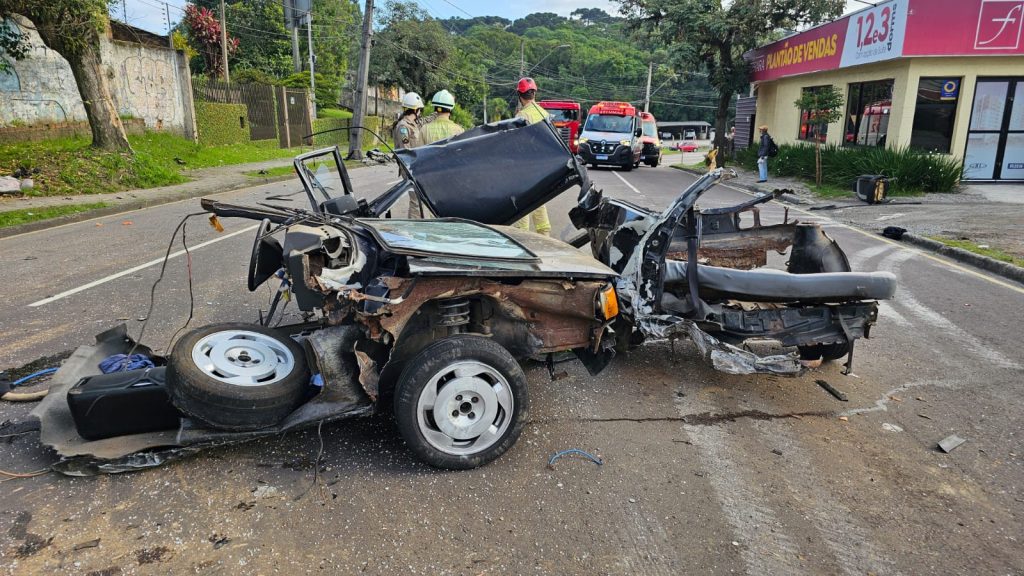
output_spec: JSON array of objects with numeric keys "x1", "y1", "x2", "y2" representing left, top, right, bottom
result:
[
  {"x1": 416, "y1": 361, "x2": 513, "y2": 456},
  {"x1": 191, "y1": 330, "x2": 295, "y2": 386}
]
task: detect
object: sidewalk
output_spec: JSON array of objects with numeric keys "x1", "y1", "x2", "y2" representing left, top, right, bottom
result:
[{"x1": 721, "y1": 163, "x2": 1024, "y2": 260}]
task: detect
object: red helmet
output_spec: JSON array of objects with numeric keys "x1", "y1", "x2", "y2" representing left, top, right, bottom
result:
[{"x1": 517, "y1": 77, "x2": 538, "y2": 93}]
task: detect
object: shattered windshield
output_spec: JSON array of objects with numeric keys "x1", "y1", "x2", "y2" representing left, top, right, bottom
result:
[
  {"x1": 299, "y1": 152, "x2": 344, "y2": 199},
  {"x1": 360, "y1": 219, "x2": 538, "y2": 261}
]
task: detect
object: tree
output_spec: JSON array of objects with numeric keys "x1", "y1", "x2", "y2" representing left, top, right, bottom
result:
[
  {"x1": 487, "y1": 97, "x2": 509, "y2": 121},
  {"x1": 570, "y1": 8, "x2": 617, "y2": 26},
  {"x1": 0, "y1": 17, "x2": 29, "y2": 73},
  {"x1": 2, "y1": 1, "x2": 130, "y2": 151},
  {"x1": 369, "y1": 1, "x2": 456, "y2": 98},
  {"x1": 509, "y1": 12, "x2": 567, "y2": 35},
  {"x1": 184, "y1": 4, "x2": 238, "y2": 79},
  {"x1": 615, "y1": 0, "x2": 845, "y2": 165},
  {"x1": 793, "y1": 85, "x2": 843, "y2": 184}
]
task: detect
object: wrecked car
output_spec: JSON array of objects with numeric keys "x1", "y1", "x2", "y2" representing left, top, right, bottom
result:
[{"x1": 32, "y1": 118, "x2": 895, "y2": 475}]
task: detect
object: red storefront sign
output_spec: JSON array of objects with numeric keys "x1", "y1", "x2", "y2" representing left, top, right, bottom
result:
[
  {"x1": 747, "y1": 0, "x2": 1024, "y2": 82},
  {"x1": 746, "y1": 20, "x2": 847, "y2": 82},
  {"x1": 903, "y1": 0, "x2": 1024, "y2": 55}
]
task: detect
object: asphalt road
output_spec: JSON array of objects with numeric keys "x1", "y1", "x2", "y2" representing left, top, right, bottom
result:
[{"x1": 2, "y1": 157, "x2": 1023, "y2": 575}]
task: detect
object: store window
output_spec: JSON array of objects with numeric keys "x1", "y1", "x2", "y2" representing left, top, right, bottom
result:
[
  {"x1": 910, "y1": 78, "x2": 961, "y2": 153},
  {"x1": 845, "y1": 79, "x2": 894, "y2": 147},
  {"x1": 797, "y1": 86, "x2": 833, "y2": 143}
]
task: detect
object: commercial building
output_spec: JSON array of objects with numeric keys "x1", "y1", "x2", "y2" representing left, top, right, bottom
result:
[{"x1": 743, "y1": 0, "x2": 1024, "y2": 181}]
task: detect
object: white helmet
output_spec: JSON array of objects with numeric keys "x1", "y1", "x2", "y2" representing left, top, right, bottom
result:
[{"x1": 401, "y1": 92, "x2": 424, "y2": 110}]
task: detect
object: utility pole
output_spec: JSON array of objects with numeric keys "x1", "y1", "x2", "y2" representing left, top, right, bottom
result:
[
  {"x1": 482, "y1": 84, "x2": 488, "y2": 124},
  {"x1": 349, "y1": 0, "x2": 374, "y2": 160},
  {"x1": 219, "y1": 0, "x2": 229, "y2": 82},
  {"x1": 306, "y1": 11, "x2": 316, "y2": 118},
  {"x1": 292, "y1": 27, "x2": 302, "y2": 72},
  {"x1": 165, "y1": 2, "x2": 173, "y2": 49},
  {"x1": 519, "y1": 39, "x2": 525, "y2": 77},
  {"x1": 643, "y1": 61, "x2": 653, "y2": 113}
]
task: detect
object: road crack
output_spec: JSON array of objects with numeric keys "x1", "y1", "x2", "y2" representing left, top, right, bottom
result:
[{"x1": 532, "y1": 410, "x2": 832, "y2": 426}]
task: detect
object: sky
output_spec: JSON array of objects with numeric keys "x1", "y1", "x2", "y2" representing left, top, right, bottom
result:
[{"x1": 116, "y1": 0, "x2": 863, "y2": 39}]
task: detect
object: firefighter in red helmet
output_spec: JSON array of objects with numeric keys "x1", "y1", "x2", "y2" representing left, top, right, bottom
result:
[{"x1": 513, "y1": 77, "x2": 551, "y2": 235}]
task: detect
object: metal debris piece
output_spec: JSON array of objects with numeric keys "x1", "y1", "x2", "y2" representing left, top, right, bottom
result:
[
  {"x1": 816, "y1": 379, "x2": 848, "y2": 402},
  {"x1": 547, "y1": 448, "x2": 603, "y2": 469},
  {"x1": 938, "y1": 434, "x2": 966, "y2": 453},
  {"x1": 73, "y1": 539, "x2": 100, "y2": 551}
]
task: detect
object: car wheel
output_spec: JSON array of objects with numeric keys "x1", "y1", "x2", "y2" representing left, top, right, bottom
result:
[
  {"x1": 167, "y1": 323, "x2": 310, "y2": 431},
  {"x1": 622, "y1": 161, "x2": 633, "y2": 171},
  {"x1": 798, "y1": 342, "x2": 850, "y2": 362},
  {"x1": 394, "y1": 335, "x2": 528, "y2": 470}
]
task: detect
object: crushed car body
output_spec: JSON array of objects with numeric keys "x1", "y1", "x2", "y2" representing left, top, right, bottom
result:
[{"x1": 31, "y1": 118, "x2": 895, "y2": 474}]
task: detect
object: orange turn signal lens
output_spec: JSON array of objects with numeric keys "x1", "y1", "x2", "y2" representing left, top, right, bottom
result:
[{"x1": 598, "y1": 285, "x2": 619, "y2": 319}]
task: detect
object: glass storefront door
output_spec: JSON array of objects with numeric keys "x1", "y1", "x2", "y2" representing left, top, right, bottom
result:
[{"x1": 963, "y1": 78, "x2": 1024, "y2": 181}]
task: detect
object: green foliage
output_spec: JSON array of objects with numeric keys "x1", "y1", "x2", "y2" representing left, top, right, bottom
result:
[
  {"x1": 0, "y1": 132, "x2": 298, "y2": 197},
  {"x1": 793, "y1": 86, "x2": 844, "y2": 127},
  {"x1": 232, "y1": 68, "x2": 280, "y2": 86},
  {"x1": 450, "y1": 105, "x2": 474, "y2": 129},
  {"x1": 736, "y1": 144, "x2": 963, "y2": 194},
  {"x1": 486, "y1": 98, "x2": 510, "y2": 121},
  {"x1": 282, "y1": 72, "x2": 340, "y2": 109},
  {"x1": 194, "y1": 102, "x2": 249, "y2": 145},
  {"x1": 0, "y1": 17, "x2": 30, "y2": 73},
  {"x1": 0, "y1": 202, "x2": 108, "y2": 229},
  {"x1": 318, "y1": 108, "x2": 353, "y2": 119},
  {"x1": 615, "y1": 0, "x2": 845, "y2": 149}
]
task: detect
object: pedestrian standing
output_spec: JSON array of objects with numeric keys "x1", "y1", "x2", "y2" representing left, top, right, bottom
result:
[
  {"x1": 512, "y1": 77, "x2": 552, "y2": 236},
  {"x1": 420, "y1": 90, "x2": 465, "y2": 144},
  {"x1": 392, "y1": 92, "x2": 425, "y2": 218},
  {"x1": 756, "y1": 125, "x2": 775, "y2": 183}
]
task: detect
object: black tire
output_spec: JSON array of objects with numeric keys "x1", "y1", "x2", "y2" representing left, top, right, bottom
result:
[
  {"x1": 394, "y1": 335, "x2": 528, "y2": 470},
  {"x1": 167, "y1": 323, "x2": 310, "y2": 431},
  {"x1": 798, "y1": 342, "x2": 850, "y2": 362},
  {"x1": 622, "y1": 161, "x2": 633, "y2": 172}
]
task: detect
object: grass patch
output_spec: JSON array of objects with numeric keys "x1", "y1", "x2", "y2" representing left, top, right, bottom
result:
[
  {"x1": 809, "y1": 183, "x2": 854, "y2": 198},
  {"x1": 671, "y1": 161, "x2": 710, "y2": 172},
  {"x1": 0, "y1": 202, "x2": 108, "y2": 228},
  {"x1": 0, "y1": 132, "x2": 303, "y2": 197},
  {"x1": 318, "y1": 108, "x2": 352, "y2": 119},
  {"x1": 928, "y1": 236, "x2": 1024, "y2": 267},
  {"x1": 245, "y1": 165, "x2": 298, "y2": 178}
]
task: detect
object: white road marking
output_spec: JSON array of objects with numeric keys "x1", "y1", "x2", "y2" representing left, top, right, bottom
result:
[
  {"x1": 29, "y1": 224, "x2": 258, "y2": 307},
  {"x1": 878, "y1": 249, "x2": 1021, "y2": 369},
  {"x1": 848, "y1": 243, "x2": 894, "y2": 270},
  {"x1": 719, "y1": 181, "x2": 1024, "y2": 296},
  {"x1": 612, "y1": 171, "x2": 644, "y2": 195},
  {"x1": 753, "y1": 421, "x2": 896, "y2": 576},
  {"x1": 875, "y1": 213, "x2": 905, "y2": 221},
  {"x1": 681, "y1": 422, "x2": 810, "y2": 575},
  {"x1": 877, "y1": 301, "x2": 912, "y2": 327}
]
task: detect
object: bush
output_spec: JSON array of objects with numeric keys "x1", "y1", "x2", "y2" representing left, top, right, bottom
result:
[
  {"x1": 282, "y1": 72, "x2": 340, "y2": 111},
  {"x1": 194, "y1": 102, "x2": 249, "y2": 146},
  {"x1": 737, "y1": 143, "x2": 962, "y2": 194},
  {"x1": 232, "y1": 68, "x2": 279, "y2": 86}
]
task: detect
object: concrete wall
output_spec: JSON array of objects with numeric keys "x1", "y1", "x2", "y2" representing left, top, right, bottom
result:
[
  {"x1": 0, "y1": 15, "x2": 193, "y2": 137},
  {"x1": 753, "y1": 56, "x2": 1024, "y2": 160}
]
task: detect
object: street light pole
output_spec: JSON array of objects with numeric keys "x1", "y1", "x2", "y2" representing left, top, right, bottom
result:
[{"x1": 643, "y1": 61, "x2": 653, "y2": 113}]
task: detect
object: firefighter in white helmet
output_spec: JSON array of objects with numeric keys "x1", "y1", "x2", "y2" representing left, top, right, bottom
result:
[{"x1": 391, "y1": 91, "x2": 424, "y2": 218}]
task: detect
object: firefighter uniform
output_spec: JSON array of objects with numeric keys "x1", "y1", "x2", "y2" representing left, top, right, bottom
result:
[
  {"x1": 392, "y1": 114, "x2": 423, "y2": 218},
  {"x1": 420, "y1": 116, "x2": 464, "y2": 144},
  {"x1": 513, "y1": 96, "x2": 551, "y2": 236}
]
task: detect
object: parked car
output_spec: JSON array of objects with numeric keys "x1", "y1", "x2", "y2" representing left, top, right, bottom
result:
[
  {"x1": 33, "y1": 119, "x2": 896, "y2": 475},
  {"x1": 677, "y1": 140, "x2": 699, "y2": 152}
]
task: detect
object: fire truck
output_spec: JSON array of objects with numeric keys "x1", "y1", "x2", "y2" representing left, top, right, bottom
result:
[
  {"x1": 538, "y1": 100, "x2": 581, "y2": 153},
  {"x1": 577, "y1": 101, "x2": 643, "y2": 171}
]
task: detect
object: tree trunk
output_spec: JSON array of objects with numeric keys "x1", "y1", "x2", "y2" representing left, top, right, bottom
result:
[
  {"x1": 713, "y1": 88, "x2": 731, "y2": 168},
  {"x1": 33, "y1": 19, "x2": 131, "y2": 152},
  {"x1": 815, "y1": 139, "x2": 822, "y2": 185}
]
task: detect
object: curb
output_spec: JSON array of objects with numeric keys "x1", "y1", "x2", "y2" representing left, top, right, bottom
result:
[
  {"x1": 899, "y1": 233, "x2": 1024, "y2": 285},
  {"x1": 0, "y1": 172, "x2": 297, "y2": 239},
  {"x1": 670, "y1": 164, "x2": 808, "y2": 205}
]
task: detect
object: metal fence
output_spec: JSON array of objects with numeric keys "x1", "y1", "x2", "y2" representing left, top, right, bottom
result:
[{"x1": 191, "y1": 77, "x2": 312, "y2": 148}]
